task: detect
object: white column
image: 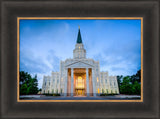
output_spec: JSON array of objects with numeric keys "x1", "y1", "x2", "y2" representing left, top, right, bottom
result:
[
  {"x1": 71, "y1": 68, "x2": 74, "y2": 96},
  {"x1": 92, "y1": 69, "x2": 96, "y2": 97},
  {"x1": 86, "y1": 68, "x2": 89, "y2": 97},
  {"x1": 64, "y1": 68, "x2": 68, "y2": 97}
]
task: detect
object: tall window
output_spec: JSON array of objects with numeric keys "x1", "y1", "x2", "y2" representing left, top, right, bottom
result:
[
  {"x1": 98, "y1": 88, "x2": 100, "y2": 94},
  {"x1": 76, "y1": 76, "x2": 84, "y2": 89}
]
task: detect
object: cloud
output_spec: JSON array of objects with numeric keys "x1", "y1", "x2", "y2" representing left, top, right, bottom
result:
[
  {"x1": 91, "y1": 40, "x2": 141, "y2": 76},
  {"x1": 20, "y1": 19, "x2": 141, "y2": 88},
  {"x1": 20, "y1": 48, "x2": 61, "y2": 88}
]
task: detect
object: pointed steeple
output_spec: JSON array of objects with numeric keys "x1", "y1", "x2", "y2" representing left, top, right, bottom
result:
[
  {"x1": 76, "y1": 27, "x2": 82, "y2": 44},
  {"x1": 73, "y1": 27, "x2": 86, "y2": 59}
]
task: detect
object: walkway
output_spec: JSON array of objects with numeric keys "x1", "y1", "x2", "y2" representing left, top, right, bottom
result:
[{"x1": 20, "y1": 94, "x2": 141, "y2": 100}]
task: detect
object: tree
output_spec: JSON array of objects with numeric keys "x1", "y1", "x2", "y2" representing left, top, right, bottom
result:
[
  {"x1": 20, "y1": 82, "x2": 28, "y2": 95},
  {"x1": 20, "y1": 71, "x2": 31, "y2": 87},
  {"x1": 118, "y1": 69, "x2": 141, "y2": 95},
  {"x1": 28, "y1": 75, "x2": 38, "y2": 94},
  {"x1": 120, "y1": 76, "x2": 132, "y2": 94},
  {"x1": 20, "y1": 71, "x2": 39, "y2": 95},
  {"x1": 130, "y1": 69, "x2": 141, "y2": 84},
  {"x1": 132, "y1": 81, "x2": 141, "y2": 95},
  {"x1": 117, "y1": 75, "x2": 123, "y2": 86},
  {"x1": 136, "y1": 69, "x2": 141, "y2": 83}
]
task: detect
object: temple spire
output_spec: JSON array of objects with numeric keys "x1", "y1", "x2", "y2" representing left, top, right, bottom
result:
[{"x1": 76, "y1": 27, "x2": 82, "y2": 44}]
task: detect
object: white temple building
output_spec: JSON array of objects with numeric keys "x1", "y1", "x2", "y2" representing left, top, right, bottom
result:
[{"x1": 42, "y1": 28, "x2": 119, "y2": 97}]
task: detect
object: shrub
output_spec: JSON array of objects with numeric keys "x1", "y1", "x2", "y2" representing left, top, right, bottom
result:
[
  {"x1": 100, "y1": 93, "x2": 118, "y2": 96},
  {"x1": 44, "y1": 93, "x2": 61, "y2": 96}
]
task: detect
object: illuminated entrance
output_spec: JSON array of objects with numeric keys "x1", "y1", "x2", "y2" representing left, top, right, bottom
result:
[
  {"x1": 66, "y1": 68, "x2": 95, "y2": 97},
  {"x1": 75, "y1": 76, "x2": 85, "y2": 96}
]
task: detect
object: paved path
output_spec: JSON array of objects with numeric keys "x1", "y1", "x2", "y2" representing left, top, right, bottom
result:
[{"x1": 20, "y1": 95, "x2": 141, "y2": 100}]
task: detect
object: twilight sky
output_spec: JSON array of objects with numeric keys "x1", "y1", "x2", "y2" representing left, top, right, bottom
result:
[{"x1": 20, "y1": 19, "x2": 141, "y2": 88}]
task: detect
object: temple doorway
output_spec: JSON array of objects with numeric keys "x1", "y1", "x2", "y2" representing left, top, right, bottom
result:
[
  {"x1": 75, "y1": 76, "x2": 85, "y2": 96},
  {"x1": 67, "y1": 68, "x2": 93, "y2": 96}
]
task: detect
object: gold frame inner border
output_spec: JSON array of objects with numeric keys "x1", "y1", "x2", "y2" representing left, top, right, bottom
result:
[{"x1": 17, "y1": 17, "x2": 143, "y2": 102}]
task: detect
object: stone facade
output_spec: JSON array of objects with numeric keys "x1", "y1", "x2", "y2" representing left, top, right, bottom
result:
[{"x1": 42, "y1": 28, "x2": 119, "y2": 96}]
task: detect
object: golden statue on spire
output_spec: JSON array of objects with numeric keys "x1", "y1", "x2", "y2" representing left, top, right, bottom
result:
[{"x1": 78, "y1": 25, "x2": 80, "y2": 29}]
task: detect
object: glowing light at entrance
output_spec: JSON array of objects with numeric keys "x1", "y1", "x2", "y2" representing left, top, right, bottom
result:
[
  {"x1": 76, "y1": 76, "x2": 84, "y2": 89},
  {"x1": 75, "y1": 76, "x2": 85, "y2": 96}
]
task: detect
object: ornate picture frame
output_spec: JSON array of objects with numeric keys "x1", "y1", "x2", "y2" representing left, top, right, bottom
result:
[{"x1": 1, "y1": 0, "x2": 159, "y2": 118}]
